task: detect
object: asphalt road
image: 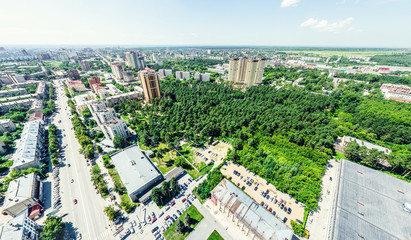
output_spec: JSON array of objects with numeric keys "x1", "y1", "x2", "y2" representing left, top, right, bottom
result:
[{"x1": 52, "y1": 80, "x2": 112, "y2": 240}]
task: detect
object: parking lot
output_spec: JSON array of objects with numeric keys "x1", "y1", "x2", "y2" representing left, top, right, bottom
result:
[
  {"x1": 119, "y1": 173, "x2": 199, "y2": 240},
  {"x1": 221, "y1": 161, "x2": 305, "y2": 228}
]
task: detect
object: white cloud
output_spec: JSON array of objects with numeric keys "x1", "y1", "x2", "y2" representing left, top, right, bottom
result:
[
  {"x1": 300, "y1": 17, "x2": 354, "y2": 32},
  {"x1": 281, "y1": 0, "x2": 301, "y2": 7}
]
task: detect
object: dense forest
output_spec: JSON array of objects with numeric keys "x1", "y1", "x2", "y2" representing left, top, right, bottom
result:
[
  {"x1": 149, "y1": 58, "x2": 226, "y2": 72},
  {"x1": 370, "y1": 53, "x2": 411, "y2": 67},
  {"x1": 115, "y1": 76, "x2": 411, "y2": 214}
]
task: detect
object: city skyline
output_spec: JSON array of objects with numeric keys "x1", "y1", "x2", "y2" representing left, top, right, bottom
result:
[{"x1": 1, "y1": 0, "x2": 411, "y2": 48}]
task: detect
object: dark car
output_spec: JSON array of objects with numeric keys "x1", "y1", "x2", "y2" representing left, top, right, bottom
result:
[
  {"x1": 260, "y1": 201, "x2": 264, "y2": 206},
  {"x1": 242, "y1": 186, "x2": 245, "y2": 190},
  {"x1": 152, "y1": 227, "x2": 159, "y2": 233},
  {"x1": 173, "y1": 214, "x2": 178, "y2": 220},
  {"x1": 273, "y1": 211, "x2": 276, "y2": 216},
  {"x1": 187, "y1": 200, "x2": 192, "y2": 205},
  {"x1": 177, "y1": 210, "x2": 182, "y2": 215},
  {"x1": 280, "y1": 204, "x2": 285, "y2": 210},
  {"x1": 284, "y1": 207, "x2": 288, "y2": 212},
  {"x1": 254, "y1": 187, "x2": 258, "y2": 191},
  {"x1": 287, "y1": 208, "x2": 292, "y2": 214}
]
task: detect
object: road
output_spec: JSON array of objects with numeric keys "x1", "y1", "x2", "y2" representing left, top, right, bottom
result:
[{"x1": 52, "y1": 79, "x2": 112, "y2": 240}]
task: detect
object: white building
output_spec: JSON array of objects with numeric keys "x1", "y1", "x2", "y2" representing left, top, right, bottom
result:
[
  {"x1": 12, "y1": 121, "x2": 43, "y2": 171},
  {"x1": 87, "y1": 100, "x2": 108, "y2": 112},
  {"x1": 0, "y1": 209, "x2": 40, "y2": 240},
  {"x1": 2, "y1": 173, "x2": 42, "y2": 218},
  {"x1": 158, "y1": 69, "x2": 172, "y2": 79},
  {"x1": 105, "y1": 91, "x2": 142, "y2": 105},
  {"x1": 73, "y1": 92, "x2": 97, "y2": 112},
  {"x1": 175, "y1": 71, "x2": 190, "y2": 80},
  {"x1": 93, "y1": 108, "x2": 116, "y2": 125},
  {"x1": 101, "y1": 117, "x2": 129, "y2": 141},
  {"x1": 110, "y1": 145, "x2": 163, "y2": 202},
  {"x1": 194, "y1": 73, "x2": 211, "y2": 81},
  {"x1": 0, "y1": 119, "x2": 16, "y2": 135}
]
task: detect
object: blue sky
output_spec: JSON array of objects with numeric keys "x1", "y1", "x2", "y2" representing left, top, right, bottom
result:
[{"x1": 1, "y1": 0, "x2": 410, "y2": 47}]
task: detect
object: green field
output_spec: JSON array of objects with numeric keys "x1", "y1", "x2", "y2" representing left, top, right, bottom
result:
[
  {"x1": 207, "y1": 230, "x2": 224, "y2": 240},
  {"x1": 150, "y1": 143, "x2": 177, "y2": 174},
  {"x1": 164, "y1": 205, "x2": 204, "y2": 240}
]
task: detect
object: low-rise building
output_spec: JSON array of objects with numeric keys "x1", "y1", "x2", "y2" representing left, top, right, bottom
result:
[
  {"x1": 28, "y1": 112, "x2": 44, "y2": 123},
  {"x1": 87, "y1": 100, "x2": 108, "y2": 112},
  {"x1": 335, "y1": 136, "x2": 392, "y2": 155},
  {"x1": 0, "y1": 209, "x2": 40, "y2": 240},
  {"x1": 380, "y1": 83, "x2": 411, "y2": 103},
  {"x1": 93, "y1": 108, "x2": 116, "y2": 125},
  {"x1": 73, "y1": 93, "x2": 97, "y2": 111},
  {"x1": 0, "y1": 140, "x2": 7, "y2": 154},
  {"x1": 12, "y1": 121, "x2": 43, "y2": 171},
  {"x1": 69, "y1": 80, "x2": 87, "y2": 92},
  {"x1": 2, "y1": 173, "x2": 42, "y2": 218},
  {"x1": 211, "y1": 179, "x2": 294, "y2": 240},
  {"x1": 105, "y1": 91, "x2": 142, "y2": 105},
  {"x1": 0, "y1": 119, "x2": 16, "y2": 135},
  {"x1": 101, "y1": 117, "x2": 129, "y2": 141},
  {"x1": 66, "y1": 69, "x2": 81, "y2": 80},
  {"x1": 110, "y1": 145, "x2": 164, "y2": 202},
  {"x1": 96, "y1": 88, "x2": 110, "y2": 99},
  {"x1": 175, "y1": 71, "x2": 190, "y2": 80},
  {"x1": 0, "y1": 88, "x2": 27, "y2": 98},
  {"x1": 106, "y1": 84, "x2": 123, "y2": 95}
]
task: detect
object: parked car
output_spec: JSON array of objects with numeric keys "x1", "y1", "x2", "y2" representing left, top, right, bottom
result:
[
  {"x1": 151, "y1": 227, "x2": 159, "y2": 233},
  {"x1": 173, "y1": 214, "x2": 178, "y2": 220},
  {"x1": 182, "y1": 198, "x2": 186, "y2": 203},
  {"x1": 152, "y1": 218, "x2": 157, "y2": 223},
  {"x1": 171, "y1": 201, "x2": 175, "y2": 206},
  {"x1": 177, "y1": 210, "x2": 182, "y2": 215}
]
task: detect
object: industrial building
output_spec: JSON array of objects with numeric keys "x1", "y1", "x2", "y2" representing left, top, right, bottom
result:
[
  {"x1": 110, "y1": 145, "x2": 163, "y2": 202},
  {"x1": 331, "y1": 159, "x2": 411, "y2": 240},
  {"x1": 2, "y1": 173, "x2": 42, "y2": 218},
  {"x1": 12, "y1": 121, "x2": 43, "y2": 171},
  {"x1": 211, "y1": 179, "x2": 295, "y2": 240}
]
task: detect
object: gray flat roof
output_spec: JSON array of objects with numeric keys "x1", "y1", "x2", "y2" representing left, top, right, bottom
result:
[
  {"x1": 332, "y1": 159, "x2": 411, "y2": 240},
  {"x1": 110, "y1": 145, "x2": 162, "y2": 196},
  {"x1": 0, "y1": 209, "x2": 29, "y2": 240},
  {"x1": 3, "y1": 173, "x2": 36, "y2": 209}
]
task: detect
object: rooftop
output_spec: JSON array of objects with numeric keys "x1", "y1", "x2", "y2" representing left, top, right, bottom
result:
[
  {"x1": 12, "y1": 121, "x2": 42, "y2": 169},
  {"x1": 3, "y1": 173, "x2": 36, "y2": 210},
  {"x1": 332, "y1": 159, "x2": 411, "y2": 240},
  {"x1": 0, "y1": 209, "x2": 37, "y2": 240},
  {"x1": 101, "y1": 117, "x2": 125, "y2": 127},
  {"x1": 110, "y1": 145, "x2": 163, "y2": 196},
  {"x1": 211, "y1": 179, "x2": 294, "y2": 240}
]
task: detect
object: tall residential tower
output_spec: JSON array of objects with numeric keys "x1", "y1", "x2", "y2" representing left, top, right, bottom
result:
[
  {"x1": 139, "y1": 67, "x2": 161, "y2": 102},
  {"x1": 228, "y1": 57, "x2": 266, "y2": 88}
]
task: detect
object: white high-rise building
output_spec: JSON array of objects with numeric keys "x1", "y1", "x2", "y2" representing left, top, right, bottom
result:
[
  {"x1": 110, "y1": 63, "x2": 124, "y2": 82},
  {"x1": 158, "y1": 69, "x2": 172, "y2": 79},
  {"x1": 175, "y1": 71, "x2": 190, "y2": 80},
  {"x1": 194, "y1": 73, "x2": 211, "y2": 81}
]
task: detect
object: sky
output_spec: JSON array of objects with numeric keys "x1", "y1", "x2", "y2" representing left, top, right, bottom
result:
[{"x1": 1, "y1": 0, "x2": 410, "y2": 48}]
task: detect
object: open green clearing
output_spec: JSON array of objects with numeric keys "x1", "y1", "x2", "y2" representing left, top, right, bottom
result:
[
  {"x1": 164, "y1": 205, "x2": 204, "y2": 240},
  {"x1": 207, "y1": 230, "x2": 224, "y2": 240}
]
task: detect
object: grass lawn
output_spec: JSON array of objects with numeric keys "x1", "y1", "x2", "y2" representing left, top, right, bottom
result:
[
  {"x1": 180, "y1": 144, "x2": 206, "y2": 170},
  {"x1": 151, "y1": 144, "x2": 177, "y2": 174},
  {"x1": 207, "y1": 230, "x2": 224, "y2": 240},
  {"x1": 335, "y1": 152, "x2": 345, "y2": 160},
  {"x1": 164, "y1": 205, "x2": 204, "y2": 240}
]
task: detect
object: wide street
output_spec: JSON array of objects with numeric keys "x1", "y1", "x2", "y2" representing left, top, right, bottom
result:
[{"x1": 52, "y1": 79, "x2": 112, "y2": 240}]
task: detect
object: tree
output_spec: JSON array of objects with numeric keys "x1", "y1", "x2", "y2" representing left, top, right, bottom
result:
[
  {"x1": 176, "y1": 219, "x2": 186, "y2": 234},
  {"x1": 161, "y1": 181, "x2": 170, "y2": 198},
  {"x1": 96, "y1": 144, "x2": 103, "y2": 154},
  {"x1": 170, "y1": 177, "x2": 179, "y2": 197},
  {"x1": 113, "y1": 134, "x2": 127, "y2": 149},
  {"x1": 151, "y1": 187, "x2": 163, "y2": 206},
  {"x1": 104, "y1": 206, "x2": 121, "y2": 221},
  {"x1": 185, "y1": 213, "x2": 192, "y2": 226},
  {"x1": 84, "y1": 144, "x2": 95, "y2": 159},
  {"x1": 40, "y1": 216, "x2": 65, "y2": 240},
  {"x1": 175, "y1": 156, "x2": 190, "y2": 169}
]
